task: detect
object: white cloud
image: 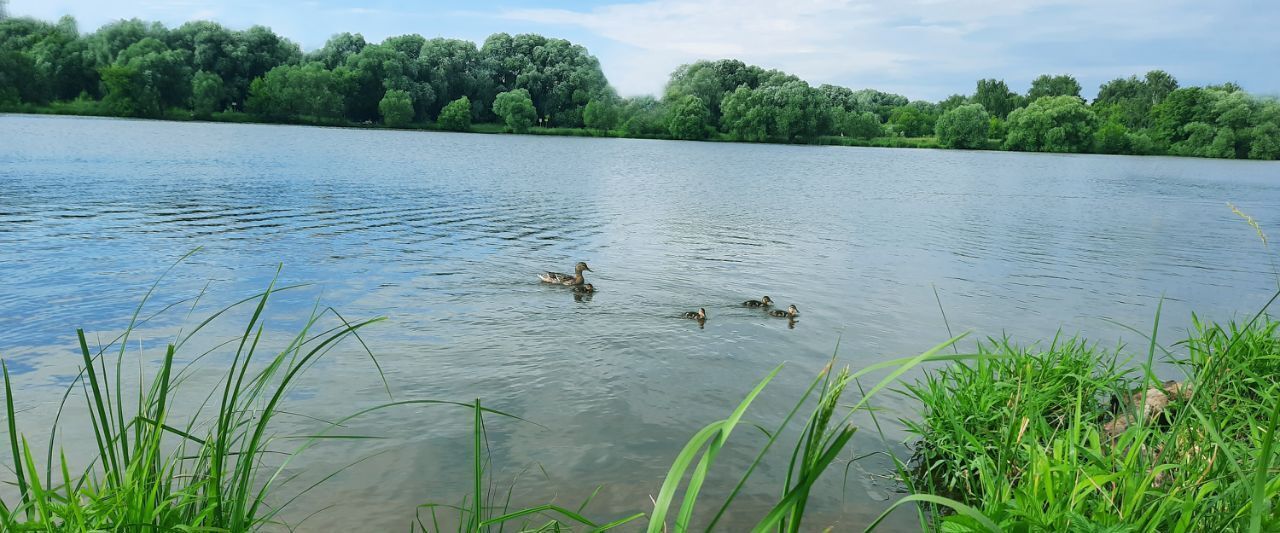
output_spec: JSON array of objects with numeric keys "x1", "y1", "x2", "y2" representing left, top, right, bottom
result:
[{"x1": 502, "y1": 0, "x2": 1222, "y2": 98}]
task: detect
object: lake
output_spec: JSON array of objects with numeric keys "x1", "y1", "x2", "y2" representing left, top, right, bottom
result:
[{"x1": 1, "y1": 114, "x2": 1278, "y2": 530}]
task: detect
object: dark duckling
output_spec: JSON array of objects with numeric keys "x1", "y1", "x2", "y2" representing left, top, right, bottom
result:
[
  {"x1": 743, "y1": 295, "x2": 773, "y2": 307},
  {"x1": 572, "y1": 283, "x2": 595, "y2": 293},
  {"x1": 769, "y1": 305, "x2": 799, "y2": 318},
  {"x1": 682, "y1": 308, "x2": 708, "y2": 320}
]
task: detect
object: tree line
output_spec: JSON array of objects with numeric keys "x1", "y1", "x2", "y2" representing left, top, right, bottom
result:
[{"x1": 2, "y1": 14, "x2": 1278, "y2": 160}]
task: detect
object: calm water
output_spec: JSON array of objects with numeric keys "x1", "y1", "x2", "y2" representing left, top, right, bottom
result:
[{"x1": 2, "y1": 114, "x2": 1279, "y2": 530}]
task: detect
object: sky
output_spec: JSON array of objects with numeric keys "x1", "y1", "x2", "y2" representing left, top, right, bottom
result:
[{"x1": 9, "y1": 0, "x2": 1280, "y2": 101}]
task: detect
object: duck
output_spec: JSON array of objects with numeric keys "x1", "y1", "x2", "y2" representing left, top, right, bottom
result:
[
  {"x1": 682, "y1": 308, "x2": 708, "y2": 320},
  {"x1": 743, "y1": 296, "x2": 773, "y2": 307},
  {"x1": 769, "y1": 305, "x2": 799, "y2": 318},
  {"x1": 539, "y1": 261, "x2": 591, "y2": 286}
]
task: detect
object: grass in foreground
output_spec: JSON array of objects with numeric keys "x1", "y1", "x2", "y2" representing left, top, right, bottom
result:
[{"x1": 904, "y1": 311, "x2": 1280, "y2": 531}]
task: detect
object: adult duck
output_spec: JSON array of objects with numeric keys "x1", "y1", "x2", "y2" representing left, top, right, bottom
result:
[
  {"x1": 743, "y1": 296, "x2": 773, "y2": 307},
  {"x1": 539, "y1": 261, "x2": 591, "y2": 286},
  {"x1": 769, "y1": 305, "x2": 799, "y2": 318}
]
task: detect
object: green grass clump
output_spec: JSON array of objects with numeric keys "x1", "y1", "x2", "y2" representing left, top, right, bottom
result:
[{"x1": 905, "y1": 316, "x2": 1280, "y2": 532}]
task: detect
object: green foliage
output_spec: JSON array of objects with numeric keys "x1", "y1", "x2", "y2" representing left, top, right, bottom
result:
[
  {"x1": 0, "y1": 48, "x2": 45, "y2": 105},
  {"x1": 189, "y1": 70, "x2": 223, "y2": 117},
  {"x1": 666, "y1": 94, "x2": 710, "y2": 140},
  {"x1": 888, "y1": 103, "x2": 937, "y2": 137},
  {"x1": 1004, "y1": 95, "x2": 1099, "y2": 153},
  {"x1": 719, "y1": 81, "x2": 828, "y2": 142},
  {"x1": 619, "y1": 95, "x2": 666, "y2": 136},
  {"x1": 906, "y1": 317, "x2": 1280, "y2": 532},
  {"x1": 830, "y1": 108, "x2": 882, "y2": 139},
  {"x1": 974, "y1": 78, "x2": 1021, "y2": 119},
  {"x1": 938, "y1": 93, "x2": 970, "y2": 113},
  {"x1": 437, "y1": 95, "x2": 472, "y2": 131},
  {"x1": 492, "y1": 88, "x2": 536, "y2": 133},
  {"x1": 379, "y1": 88, "x2": 414, "y2": 127},
  {"x1": 665, "y1": 59, "x2": 799, "y2": 125},
  {"x1": 1251, "y1": 122, "x2": 1280, "y2": 160},
  {"x1": 481, "y1": 33, "x2": 611, "y2": 127},
  {"x1": 987, "y1": 116, "x2": 1007, "y2": 141},
  {"x1": 246, "y1": 61, "x2": 349, "y2": 120},
  {"x1": 417, "y1": 38, "x2": 493, "y2": 121},
  {"x1": 1027, "y1": 73, "x2": 1082, "y2": 101},
  {"x1": 1092, "y1": 119, "x2": 1131, "y2": 154},
  {"x1": 819, "y1": 84, "x2": 908, "y2": 121},
  {"x1": 582, "y1": 98, "x2": 619, "y2": 131},
  {"x1": 720, "y1": 86, "x2": 768, "y2": 141},
  {"x1": 99, "y1": 64, "x2": 158, "y2": 117},
  {"x1": 935, "y1": 103, "x2": 990, "y2": 148},
  {"x1": 0, "y1": 264, "x2": 392, "y2": 531},
  {"x1": 2, "y1": 12, "x2": 1276, "y2": 160}
]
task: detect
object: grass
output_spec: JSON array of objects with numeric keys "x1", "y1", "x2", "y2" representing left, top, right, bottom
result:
[
  {"x1": 0, "y1": 257, "x2": 507, "y2": 531},
  {"x1": 903, "y1": 308, "x2": 1280, "y2": 531}
]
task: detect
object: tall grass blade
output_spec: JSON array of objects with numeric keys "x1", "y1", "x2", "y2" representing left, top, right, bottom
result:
[{"x1": 2, "y1": 360, "x2": 31, "y2": 520}]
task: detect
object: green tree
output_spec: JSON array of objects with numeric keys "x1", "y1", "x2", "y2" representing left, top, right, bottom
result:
[
  {"x1": 481, "y1": 33, "x2": 611, "y2": 127},
  {"x1": 846, "y1": 111, "x2": 883, "y2": 139},
  {"x1": 1249, "y1": 122, "x2": 1280, "y2": 160},
  {"x1": 190, "y1": 70, "x2": 224, "y2": 117},
  {"x1": 1094, "y1": 70, "x2": 1179, "y2": 129},
  {"x1": 310, "y1": 32, "x2": 366, "y2": 69},
  {"x1": 619, "y1": 95, "x2": 665, "y2": 136},
  {"x1": 437, "y1": 95, "x2": 471, "y2": 131},
  {"x1": 1003, "y1": 95, "x2": 1098, "y2": 153},
  {"x1": 246, "y1": 62, "x2": 349, "y2": 120},
  {"x1": 888, "y1": 104, "x2": 934, "y2": 137},
  {"x1": 720, "y1": 86, "x2": 768, "y2": 141},
  {"x1": 974, "y1": 78, "x2": 1020, "y2": 119},
  {"x1": 666, "y1": 94, "x2": 710, "y2": 140},
  {"x1": 583, "y1": 98, "x2": 619, "y2": 131},
  {"x1": 665, "y1": 59, "x2": 797, "y2": 125},
  {"x1": 0, "y1": 49, "x2": 44, "y2": 104},
  {"x1": 379, "y1": 88, "x2": 413, "y2": 127},
  {"x1": 1027, "y1": 74, "x2": 1081, "y2": 101},
  {"x1": 418, "y1": 38, "x2": 493, "y2": 121},
  {"x1": 935, "y1": 103, "x2": 990, "y2": 148},
  {"x1": 492, "y1": 88, "x2": 536, "y2": 133},
  {"x1": 938, "y1": 94, "x2": 970, "y2": 113},
  {"x1": 1092, "y1": 119, "x2": 1131, "y2": 154}
]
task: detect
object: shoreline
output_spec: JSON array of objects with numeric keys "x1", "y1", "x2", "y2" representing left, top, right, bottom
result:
[{"x1": 11, "y1": 106, "x2": 1276, "y2": 162}]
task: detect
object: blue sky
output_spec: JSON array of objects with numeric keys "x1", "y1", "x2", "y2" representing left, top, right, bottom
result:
[{"x1": 10, "y1": 0, "x2": 1280, "y2": 100}]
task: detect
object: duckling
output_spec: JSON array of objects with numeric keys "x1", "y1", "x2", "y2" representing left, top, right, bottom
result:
[
  {"x1": 769, "y1": 305, "x2": 799, "y2": 318},
  {"x1": 539, "y1": 261, "x2": 591, "y2": 286},
  {"x1": 572, "y1": 283, "x2": 595, "y2": 293},
  {"x1": 743, "y1": 295, "x2": 773, "y2": 307},
  {"x1": 682, "y1": 308, "x2": 707, "y2": 320}
]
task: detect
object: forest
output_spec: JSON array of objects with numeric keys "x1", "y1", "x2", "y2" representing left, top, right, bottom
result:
[{"x1": 2, "y1": 14, "x2": 1279, "y2": 160}]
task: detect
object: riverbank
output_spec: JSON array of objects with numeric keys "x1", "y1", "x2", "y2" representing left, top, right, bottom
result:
[
  {"x1": 2, "y1": 269, "x2": 1277, "y2": 531},
  {"x1": 0, "y1": 102, "x2": 998, "y2": 154}
]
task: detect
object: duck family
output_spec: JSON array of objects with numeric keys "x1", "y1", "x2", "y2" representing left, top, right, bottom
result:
[{"x1": 539, "y1": 261, "x2": 800, "y2": 326}]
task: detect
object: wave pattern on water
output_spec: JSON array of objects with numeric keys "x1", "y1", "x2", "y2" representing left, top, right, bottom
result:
[{"x1": 2, "y1": 115, "x2": 1279, "y2": 530}]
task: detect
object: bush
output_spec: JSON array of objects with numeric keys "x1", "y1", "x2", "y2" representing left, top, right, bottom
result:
[
  {"x1": 492, "y1": 89, "x2": 536, "y2": 133},
  {"x1": 437, "y1": 96, "x2": 472, "y2": 132},
  {"x1": 379, "y1": 89, "x2": 414, "y2": 127},
  {"x1": 935, "y1": 103, "x2": 990, "y2": 149}
]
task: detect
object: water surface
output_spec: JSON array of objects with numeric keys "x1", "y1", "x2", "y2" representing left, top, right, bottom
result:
[{"x1": 1, "y1": 114, "x2": 1278, "y2": 530}]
